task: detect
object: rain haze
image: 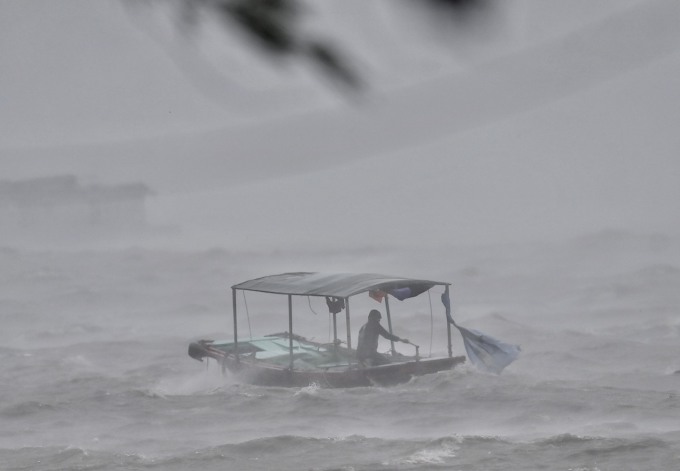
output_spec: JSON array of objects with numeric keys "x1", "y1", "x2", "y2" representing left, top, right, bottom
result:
[{"x1": 2, "y1": 1, "x2": 680, "y2": 470}]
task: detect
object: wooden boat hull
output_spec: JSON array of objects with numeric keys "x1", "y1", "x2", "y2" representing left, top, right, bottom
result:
[
  {"x1": 189, "y1": 337, "x2": 465, "y2": 388},
  {"x1": 222, "y1": 354, "x2": 465, "y2": 388}
]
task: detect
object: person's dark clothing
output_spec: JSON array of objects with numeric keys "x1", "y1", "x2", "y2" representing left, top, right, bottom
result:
[{"x1": 356, "y1": 319, "x2": 400, "y2": 366}]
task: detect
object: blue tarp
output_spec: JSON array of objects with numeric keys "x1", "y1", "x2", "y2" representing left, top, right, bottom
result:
[{"x1": 441, "y1": 291, "x2": 520, "y2": 374}]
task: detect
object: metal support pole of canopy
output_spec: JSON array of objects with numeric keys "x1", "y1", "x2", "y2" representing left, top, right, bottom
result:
[
  {"x1": 232, "y1": 288, "x2": 239, "y2": 363},
  {"x1": 345, "y1": 297, "x2": 352, "y2": 351},
  {"x1": 332, "y1": 312, "x2": 338, "y2": 347},
  {"x1": 288, "y1": 294, "x2": 294, "y2": 371},
  {"x1": 384, "y1": 294, "x2": 396, "y2": 356},
  {"x1": 445, "y1": 285, "x2": 452, "y2": 358}
]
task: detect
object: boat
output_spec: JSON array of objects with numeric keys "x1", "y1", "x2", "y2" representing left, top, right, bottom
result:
[{"x1": 188, "y1": 272, "x2": 510, "y2": 388}]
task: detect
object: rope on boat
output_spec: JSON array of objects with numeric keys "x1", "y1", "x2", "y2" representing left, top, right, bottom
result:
[
  {"x1": 307, "y1": 296, "x2": 320, "y2": 315},
  {"x1": 242, "y1": 290, "x2": 253, "y2": 340}
]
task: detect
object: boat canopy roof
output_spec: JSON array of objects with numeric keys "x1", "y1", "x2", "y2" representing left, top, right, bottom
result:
[{"x1": 232, "y1": 272, "x2": 449, "y2": 298}]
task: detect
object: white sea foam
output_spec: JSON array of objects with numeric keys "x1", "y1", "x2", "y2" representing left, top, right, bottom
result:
[
  {"x1": 295, "y1": 382, "x2": 322, "y2": 396},
  {"x1": 149, "y1": 370, "x2": 231, "y2": 397},
  {"x1": 397, "y1": 441, "x2": 459, "y2": 465}
]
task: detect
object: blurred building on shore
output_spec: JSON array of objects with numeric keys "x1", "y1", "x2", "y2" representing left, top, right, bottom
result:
[{"x1": 0, "y1": 175, "x2": 153, "y2": 245}]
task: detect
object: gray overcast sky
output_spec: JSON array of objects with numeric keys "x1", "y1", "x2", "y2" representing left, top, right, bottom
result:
[
  {"x1": 0, "y1": 0, "x2": 237, "y2": 147},
  {"x1": 2, "y1": 0, "x2": 665, "y2": 149},
  {"x1": 2, "y1": 0, "x2": 679, "y2": 248}
]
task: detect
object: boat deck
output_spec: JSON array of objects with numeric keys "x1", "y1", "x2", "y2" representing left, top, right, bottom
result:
[{"x1": 209, "y1": 334, "x2": 416, "y2": 370}]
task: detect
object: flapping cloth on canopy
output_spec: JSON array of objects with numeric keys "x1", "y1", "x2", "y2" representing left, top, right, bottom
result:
[
  {"x1": 232, "y1": 272, "x2": 449, "y2": 299},
  {"x1": 441, "y1": 290, "x2": 520, "y2": 374}
]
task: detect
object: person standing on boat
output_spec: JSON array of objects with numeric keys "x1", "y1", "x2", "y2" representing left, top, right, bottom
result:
[{"x1": 356, "y1": 309, "x2": 409, "y2": 367}]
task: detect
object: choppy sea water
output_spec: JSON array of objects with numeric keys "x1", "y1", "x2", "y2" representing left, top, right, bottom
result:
[{"x1": 2, "y1": 231, "x2": 680, "y2": 471}]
